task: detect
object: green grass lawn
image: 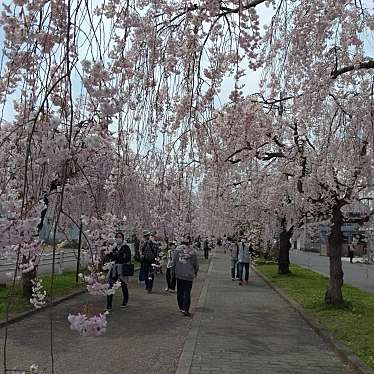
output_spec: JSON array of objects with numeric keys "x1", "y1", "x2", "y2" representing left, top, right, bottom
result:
[
  {"x1": 133, "y1": 259, "x2": 141, "y2": 268},
  {"x1": 0, "y1": 261, "x2": 142, "y2": 322},
  {"x1": 0, "y1": 271, "x2": 84, "y2": 321},
  {"x1": 256, "y1": 264, "x2": 374, "y2": 369}
]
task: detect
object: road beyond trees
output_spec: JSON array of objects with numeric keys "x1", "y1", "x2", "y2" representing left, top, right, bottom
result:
[{"x1": 290, "y1": 250, "x2": 374, "y2": 294}]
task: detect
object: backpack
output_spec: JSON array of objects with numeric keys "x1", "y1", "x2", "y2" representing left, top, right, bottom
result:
[{"x1": 143, "y1": 241, "x2": 156, "y2": 262}]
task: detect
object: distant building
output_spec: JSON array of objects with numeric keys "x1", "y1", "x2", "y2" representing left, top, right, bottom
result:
[{"x1": 293, "y1": 202, "x2": 369, "y2": 257}]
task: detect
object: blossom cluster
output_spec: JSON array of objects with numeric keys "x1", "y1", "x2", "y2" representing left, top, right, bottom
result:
[
  {"x1": 68, "y1": 312, "x2": 108, "y2": 337},
  {"x1": 82, "y1": 267, "x2": 121, "y2": 296},
  {"x1": 30, "y1": 278, "x2": 47, "y2": 309}
]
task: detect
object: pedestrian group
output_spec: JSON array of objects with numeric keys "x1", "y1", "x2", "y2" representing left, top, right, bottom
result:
[{"x1": 102, "y1": 232, "x2": 252, "y2": 318}]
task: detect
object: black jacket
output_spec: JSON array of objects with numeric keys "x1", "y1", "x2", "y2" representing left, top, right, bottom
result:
[
  {"x1": 141, "y1": 240, "x2": 157, "y2": 263},
  {"x1": 106, "y1": 244, "x2": 131, "y2": 264}
]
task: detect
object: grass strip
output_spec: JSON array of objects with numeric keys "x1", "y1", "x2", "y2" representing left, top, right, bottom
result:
[
  {"x1": 256, "y1": 264, "x2": 374, "y2": 369},
  {"x1": 0, "y1": 271, "x2": 84, "y2": 321},
  {"x1": 0, "y1": 261, "x2": 141, "y2": 321}
]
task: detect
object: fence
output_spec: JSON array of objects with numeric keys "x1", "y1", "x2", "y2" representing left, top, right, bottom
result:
[
  {"x1": 0, "y1": 249, "x2": 88, "y2": 281},
  {"x1": 0, "y1": 242, "x2": 136, "y2": 282}
]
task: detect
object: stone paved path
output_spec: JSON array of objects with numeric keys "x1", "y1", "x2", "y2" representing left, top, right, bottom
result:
[
  {"x1": 0, "y1": 254, "x2": 209, "y2": 374},
  {"x1": 178, "y1": 249, "x2": 354, "y2": 374},
  {"x1": 1, "y1": 248, "x2": 357, "y2": 374}
]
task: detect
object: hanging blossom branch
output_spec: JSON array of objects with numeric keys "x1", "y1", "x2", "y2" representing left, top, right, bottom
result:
[
  {"x1": 30, "y1": 278, "x2": 47, "y2": 309},
  {"x1": 331, "y1": 60, "x2": 374, "y2": 79}
]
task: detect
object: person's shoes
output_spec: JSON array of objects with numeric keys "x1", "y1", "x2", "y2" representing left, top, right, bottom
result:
[
  {"x1": 180, "y1": 309, "x2": 185, "y2": 314},
  {"x1": 238, "y1": 282, "x2": 243, "y2": 286},
  {"x1": 105, "y1": 307, "x2": 112, "y2": 312},
  {"x1": 121, "y1": 303, "x2": 127, "y2": 308},
  {"x1": 169, "y1": 289, "x2": 176, "y2": 293},
  {"x1": 183, "y1": 311, "x2": 192, "y2": 317},
  {"x1": 165, "y1": 287, "x2": 169, "y2": 292},
  {"x1": 231, "y1": 278, "x2": 235, "y2": 281},
  {"x1": 147, "y1": 289, "x2": 152, "y2": 294},
  {"x1": 245, "y1": 280, "x2": 249, "y2": 285}
]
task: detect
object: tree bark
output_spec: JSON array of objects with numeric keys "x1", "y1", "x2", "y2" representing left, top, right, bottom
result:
[
  {"x1": 278, "y1": 218, "x2": 293, "y2": 274},
  {"x1": 22, "y1": 267, "x2": 37, "y2": 299},
  {"x1": 325, "y1": 205, "x2": 344, "y2": 304}
]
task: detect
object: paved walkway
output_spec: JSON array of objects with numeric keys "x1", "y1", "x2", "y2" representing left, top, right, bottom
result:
[
  {"x1": 1, "y1": 255, "x2": 210, "y2": 374},
  {"x1": 290, "y1": 250, "x2": 374, "y2": 294},
  {"x1": 177, "y1": 249, "x2": 354, "y2": 374},
  {"x1": 1, "y1": 249, "x2": 356, "y2": 374}
]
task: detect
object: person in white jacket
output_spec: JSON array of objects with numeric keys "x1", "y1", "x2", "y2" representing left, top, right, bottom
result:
[
  {"x1": 237, "y1": 238, "x2": 251, "y2": 285},
  {"x1": 165, "y1": 242, "x2": 177, "y2": 292},
  {"x1": 228, "y1": 237, "x2": 239, "y2": 281}
]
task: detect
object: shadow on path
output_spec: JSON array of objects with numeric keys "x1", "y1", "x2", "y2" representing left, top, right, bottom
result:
[
  {"x1": 0, "y1": 254, "x2": 210, "y2": 374},
  {"x1": 179, "y1": 249, "x2": 354, "y2": 374}
]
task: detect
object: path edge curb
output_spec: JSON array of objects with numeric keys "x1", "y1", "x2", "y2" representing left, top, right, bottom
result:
[
  {"x1": 253, "y1": 266, "x2": 374, "y2": 374},
  {"x1": 175, "y1": 256, "x2": 214, "y2": 374},
  {"x1": 0, "y1": 288, "x2": 86, "y2": 328},
  {"x1": 0, "y1": 266, "x2": 141, "y2": 329}
]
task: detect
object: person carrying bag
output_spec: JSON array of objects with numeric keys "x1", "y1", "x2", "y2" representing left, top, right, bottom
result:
[
  {"x1": 141, "y1": 231, "x2": 157, "y2": 293},
  {"x1": 105, "y1": 232, "x2": 132, "y2": 310}
]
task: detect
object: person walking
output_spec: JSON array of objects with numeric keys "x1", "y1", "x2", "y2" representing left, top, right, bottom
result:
[
  {"x1": 348, "y1": 243, "x2": 354, "y2": 264},
  {"x1": 153, "y1": 236, "x2": 163, "y2": 275},
  {"x1": 173, "y1": 236, "x2": 199, "y2": 317},
  {"x1": 165, "y1": 241, "x2": 177, "y2": 292},
  {"x1": 138, "y1": 233, "x2": 146, "y2": 285},
  {"x1": 105, "y1": 232, "x2": 132, "y2": 310},
  {"x1": 228, "y1": 237, "x2": 239, "y2": 281},
  {"x1": 132, "y1": 233, "x2": 140, "y2": 261},
  {"x1": 238, "y1": 238, "x2": 250, "y2": 286},
  {"x1": 196, "y1": 236, "x2": 201, "y2": 251},
  {"x1": 203, "y1": 237, "x2": 210, "y2": 259},
  {"x1": 141, "y1": 231, "x2": 157, "y2": 293},
  {"x1": 222, "y1": 235, "x2": 228, "y2": 254}
]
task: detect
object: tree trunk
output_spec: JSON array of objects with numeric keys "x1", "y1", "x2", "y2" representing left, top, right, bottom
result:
[
  {"x1": 278, "y1": 218, "x2": 293, "y2": 275},
  {"x1": 325, "y1": 205, "x2": 344, "y2": 305},
  {"x1": 22, "y1": 267, "x2": 37, "y2": 299}
]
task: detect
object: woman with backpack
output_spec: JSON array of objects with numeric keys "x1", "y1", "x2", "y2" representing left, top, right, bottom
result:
[{"x1": 105, "y1": 232, "x2": 132, "y2": 310}]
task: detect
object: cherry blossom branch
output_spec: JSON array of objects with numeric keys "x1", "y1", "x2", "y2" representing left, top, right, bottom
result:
[{"x1": 331, "y1": 60, "x2": 374, "y2": 79}]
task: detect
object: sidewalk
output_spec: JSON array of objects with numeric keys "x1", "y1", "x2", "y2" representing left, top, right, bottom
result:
[
  {"x1": 0, "y1": 249, "x2": 357, "y2": 374},
  {"x1": 177, "y1": 249, "x2": 354, "y2": 374},
  {"x1": 0, "y1": 254, "x2": 210, "y2": 374}
]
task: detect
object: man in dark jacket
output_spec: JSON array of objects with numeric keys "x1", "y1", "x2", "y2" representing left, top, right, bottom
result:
[
  {"x1": 132, "y1": 233, "x2": 140, "y2": 261},
  {"x1": 141, "y1": 231, "x2": 157, "y2": 293},
  {"x1": 203, "y1": 238, "x2": 210, "y2": 259},
  {"x1": 105, "y1": 232, "x2": 132, "y2": 310}
]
